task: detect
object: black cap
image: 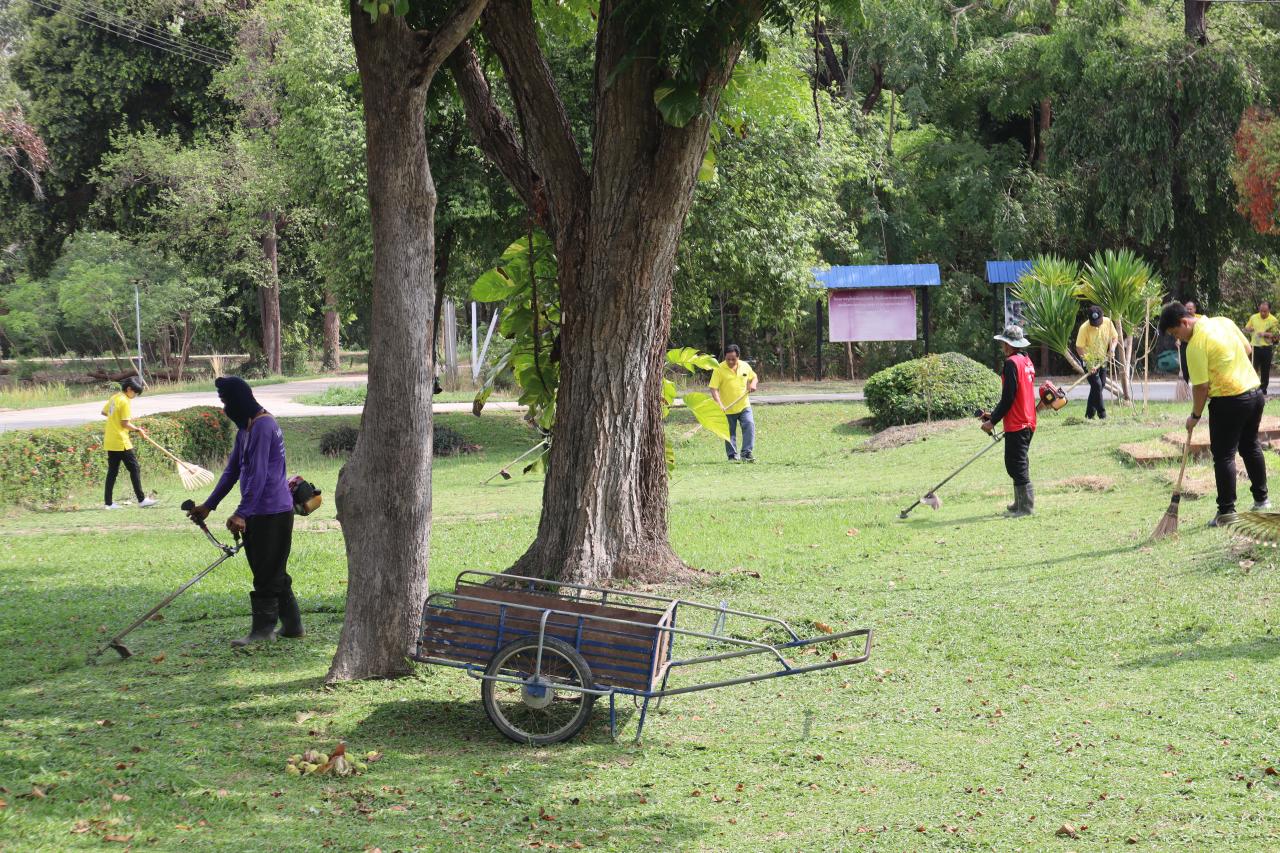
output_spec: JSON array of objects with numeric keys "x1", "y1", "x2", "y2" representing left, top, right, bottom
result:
[
  {"x1": 1158, "y1": 301, "x2": 1190, "y2": 333},
  {"x1": 1087, "y1": 305, "x2": 1103, "y2": 326}
]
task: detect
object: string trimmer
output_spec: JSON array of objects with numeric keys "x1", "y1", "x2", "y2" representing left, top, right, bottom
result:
[
  {"x1": 898, "y1": 371, "x2": 1092, "y2": 520},
  {"x1": 87, "y1": 500, "x2": 241, "y2": 662}
]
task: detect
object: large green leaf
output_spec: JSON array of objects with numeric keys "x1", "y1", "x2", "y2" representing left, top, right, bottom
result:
[
  {"x1": 654, "y1": 80, "x2": 702, "y2": 128},
  {"x1": 471, "y1": 267, "x2": 521, "y2": 302},
  {"x1": 683, "y1": 392, "x2": 731, "y2": 441}
]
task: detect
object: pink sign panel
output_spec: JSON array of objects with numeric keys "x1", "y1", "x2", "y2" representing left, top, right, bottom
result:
[{"x1": 828, "y1": 288, "x2": 918, "y2": 342}]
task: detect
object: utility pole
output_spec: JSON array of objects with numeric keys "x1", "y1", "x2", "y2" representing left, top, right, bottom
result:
[{"x1": 133, "y1": 280, "x2": 145, "y2": 384}]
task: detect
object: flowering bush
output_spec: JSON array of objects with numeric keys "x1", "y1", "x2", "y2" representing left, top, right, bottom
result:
[{"x1": 0, "y1": 406, "x2": 233, "y2": 508}]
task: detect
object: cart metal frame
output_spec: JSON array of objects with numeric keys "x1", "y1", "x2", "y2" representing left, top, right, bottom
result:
[{"x1": 412, "y1": 570, "x2": 873, "y2": 742}]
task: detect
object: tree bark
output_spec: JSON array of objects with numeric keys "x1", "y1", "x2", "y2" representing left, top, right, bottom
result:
[
  {"x1": 322, "y1": 289, "x2": 341, "y2": 372},
  {"x1": 259, "y1": 212, "x2": 283, "y2": 375},
  {"x1": 455, "y1": 0, "x2": 754, "y2": 585},
  {"x1": 1184, "y1": 0, "x2": 1208, "y2": 45},
  {"x1": 327, "y1": 0, "x2": 486, "y2": 683},
  {"x1": 1035, "y1": 97, "x2": 1051, "y2": 169}
]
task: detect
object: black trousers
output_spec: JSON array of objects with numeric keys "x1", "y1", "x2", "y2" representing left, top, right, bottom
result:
[
  {"x1": 1253, "y1": 346, "x2": 1273, "y2": 395},
  {"x1": 105, "y1": 449, "x2": 144, "y2": 504},
  {"x1": 1208, "y1": 389, "x2": 1267, "y2": 515},
  {"x1": 244, "y1": 511, "x2": 295, "y2": 599},
  {"x1": 1086, "y1": 367, "x2": 1108, "y2": 419},
  {"x1": 1003, "y1": 428, "x2": 1033, "y2": 487}
]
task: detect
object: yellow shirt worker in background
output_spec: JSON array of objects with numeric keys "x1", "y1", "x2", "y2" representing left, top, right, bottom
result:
[
  {"x1": 1160, "y1": 302, "x2": 1267, "y2": 526},
  {"x1": 709, "y1": 344, "x2": 759, "y2": 462},
  {"x1": 101, "y1": 376, "x2": 156, "y2": 509},
  {"x1": 1244, "y1": 300, "x2": 1279, "y2": 395},
  {"x1": 1073, "y1": 305, "x2": 1119, "y2": 420}
]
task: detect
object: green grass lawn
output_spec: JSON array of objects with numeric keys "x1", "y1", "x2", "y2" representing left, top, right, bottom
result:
[{"x1": 3, "y1": 402, "x2": 1280, "y2": 850}]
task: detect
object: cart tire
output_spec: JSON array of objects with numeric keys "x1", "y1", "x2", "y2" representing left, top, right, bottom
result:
[{"x1": 481, "y1": 635, "x2": 596, "y2": 745}]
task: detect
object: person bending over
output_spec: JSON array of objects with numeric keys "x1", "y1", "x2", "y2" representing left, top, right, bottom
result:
[{"x1": 1160, "y1": 302, "x2": 1268, "y2": 527}]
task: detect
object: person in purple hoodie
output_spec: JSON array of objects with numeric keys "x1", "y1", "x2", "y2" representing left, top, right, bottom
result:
[{"x1": 187, "y1": 377, "x2": 303, "y2": 647}]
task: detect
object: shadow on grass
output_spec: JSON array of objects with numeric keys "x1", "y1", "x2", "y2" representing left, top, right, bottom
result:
[{"x1": 1121, "y1": 635, "x2": 1280, "y2": 669}]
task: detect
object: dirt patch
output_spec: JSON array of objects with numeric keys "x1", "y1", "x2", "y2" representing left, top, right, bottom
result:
[
  {"x1": 1050, "y1": 475, "x2": 1117, "y2": 492},
  {"x1": 859, "y1": 417, "x2": 971, "y2": 452}
]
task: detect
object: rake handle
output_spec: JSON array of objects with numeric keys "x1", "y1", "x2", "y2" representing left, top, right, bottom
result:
[
  {"x1": 140, "y1": 432, "x2": 188, "y2": 467},
  {"x1": 1173, "y1": 431, "x2": 1193, "y2": 496}
]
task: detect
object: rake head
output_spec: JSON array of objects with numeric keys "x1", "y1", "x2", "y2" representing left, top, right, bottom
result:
[
  {"x1": 1226, "y1": 510, "x2": 1280, "y2": 546},
  {"x1": 176, "y1": 461, "x2": 217, "y2": 491}
]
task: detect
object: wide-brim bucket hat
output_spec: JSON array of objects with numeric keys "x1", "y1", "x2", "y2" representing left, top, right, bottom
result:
[{"x1": 993, "y1": 324, "x2": 1030, "y2": 348}]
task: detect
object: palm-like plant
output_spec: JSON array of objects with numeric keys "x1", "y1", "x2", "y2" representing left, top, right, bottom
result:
[
  {"x1": 1013, "y1": 255, "x2": 1085, "y2": 371},
  {"x1": 1077, "y1": 249, "x2": 1163, "y2": 400}
]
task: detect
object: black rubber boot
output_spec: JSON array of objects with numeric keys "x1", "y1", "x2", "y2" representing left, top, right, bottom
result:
[
  {"x1": 231, "y1": 593, "x2": 278, "y2": 647},
  {"x1": 1007, "y1": 485, "x2": 1034, "y2": 518},
  {"x1": 278, "y1": 587, "x2": 305, "y2": 639}
]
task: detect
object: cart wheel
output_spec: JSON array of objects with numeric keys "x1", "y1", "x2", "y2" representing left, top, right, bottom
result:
[{"x1": 481, "y1": 635, "x2": 596, "y2": 745}]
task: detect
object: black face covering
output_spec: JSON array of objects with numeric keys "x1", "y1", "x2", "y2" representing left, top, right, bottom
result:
[{"x1": 215, "y1": 376, "x2": 263, "y2": 430}]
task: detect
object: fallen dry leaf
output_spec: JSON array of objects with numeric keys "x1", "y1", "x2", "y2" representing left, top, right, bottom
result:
[
  {"x1": 29, "y1": 785, "x2": 46, "y2": 799},
  {"x1": 103, "y1": 834, "x2": 133, "y2": 843},
  {"x1": 150, "y1": 653, "x2": 166, "y2": 664},
  {"x1": 71, "y1": 820, "x2": 92, "y2": 834},
  {"x1": 1056, "y1": 823, "x2": 1079, "y2": 839},
  {"x1": 814, "y1": 621, "x2": 835, "y2": 634},
  {"x1": 111, "y1": 793, "x2": 131, "y2": 802}
]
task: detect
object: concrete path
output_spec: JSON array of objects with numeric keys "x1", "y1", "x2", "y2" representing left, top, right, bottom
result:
[{"x1": 0, "y1": 375, "x2": 1187, "y2": 433}]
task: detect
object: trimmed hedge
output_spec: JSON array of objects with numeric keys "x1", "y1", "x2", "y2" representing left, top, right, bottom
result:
[
  {"x1": 864, "y1": 353, "x2": 1002, "y2": 428},
  {"x1": 0, "y1": 406, "x2": 235, "y2": 508}
]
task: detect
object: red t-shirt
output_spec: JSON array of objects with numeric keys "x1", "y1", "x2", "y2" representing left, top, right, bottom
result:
[{"x1": 1001, "y1": 353, "x2": 1037, "y2": 432}]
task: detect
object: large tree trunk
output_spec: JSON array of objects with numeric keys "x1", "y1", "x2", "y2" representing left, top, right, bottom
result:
[
  {"x1": 327, "y1": 0, "x2": 485, "y2": 682},
  {"x1": 503, "y1": 3, "x2": 739, "y2": 585},
  {"x1": 259, "y1": 212, "x2": 283, "y2": 374},
  {"x1": 1184, "y1": 0, "x2": 1208, "y2": 45},
  {"x1": 322, "y1": 289, "x2": 341, "y2": 372}
]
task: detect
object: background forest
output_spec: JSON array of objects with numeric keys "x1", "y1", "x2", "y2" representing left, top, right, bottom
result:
[{"x1": 1, "y1": 0, "x2": 1279, "y2": 380}]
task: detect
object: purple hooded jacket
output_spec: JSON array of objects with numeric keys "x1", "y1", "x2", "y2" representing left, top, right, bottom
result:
[{"x1": 205, "y1": 414, "x2": 294, "y2": 518}]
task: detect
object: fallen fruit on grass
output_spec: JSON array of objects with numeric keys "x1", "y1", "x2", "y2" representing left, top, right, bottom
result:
[{"x1": 285, "y1": 764, "x2": 301, "y2": 777}]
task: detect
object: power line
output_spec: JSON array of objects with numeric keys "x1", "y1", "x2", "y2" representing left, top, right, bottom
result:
[
  {"x1": 56, "y1": 0, "x2": 231, "y2": 64},
  {"x1": 24, "y1": 0, "x2": 231, "y2": 67},
  {"x1": 24, "y1": 0, "x2": 221, "y2": 66}
]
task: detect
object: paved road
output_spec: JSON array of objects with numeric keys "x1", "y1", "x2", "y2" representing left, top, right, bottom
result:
[{"x1": 0, "y1": 375, "x2": 1186, "y2": 432}]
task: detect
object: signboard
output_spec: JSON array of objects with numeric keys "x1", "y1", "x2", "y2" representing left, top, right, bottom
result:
[
  {"x1": 828, "y1": 288, "x2": 917, "y2": 342},
  {"x1": 1003, "y1": 285, "x2": 1026, "y2": 329}
]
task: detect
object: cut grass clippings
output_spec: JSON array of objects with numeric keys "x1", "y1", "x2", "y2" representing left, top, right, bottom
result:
[{"x1": 4, "y1": 402, "x2": 1280, "y2": 850}]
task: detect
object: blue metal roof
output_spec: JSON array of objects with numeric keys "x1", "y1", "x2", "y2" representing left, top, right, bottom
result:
[
  {"x1": 985, "y1": 260, "x2": 1033, "y2": 284},
  {"x1": 811, "y1": 264, "x2": 941, "y2": 289}
]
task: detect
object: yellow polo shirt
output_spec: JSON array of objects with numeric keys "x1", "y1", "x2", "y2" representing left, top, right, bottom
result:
[
  {"x1": 1186, "y1": 316, "x2": 1260, "y2": 398},
  {"x1": 709, "y1": 360, "x2": 756, "y2": 415},
  {"x1": 1245, "y1": 312, "x2": 1279, "y2": 347},
  {"x1": 1075, "y1": 318, "x2": 1119, "y2": 367},
  {"x1": 102, "y1": 391, "x2": 133, "y2": 451}
]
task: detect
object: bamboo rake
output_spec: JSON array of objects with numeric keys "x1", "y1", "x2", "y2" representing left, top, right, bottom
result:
[{"x1": 140, "y1": 433, "x2": 216, "y2": 490}]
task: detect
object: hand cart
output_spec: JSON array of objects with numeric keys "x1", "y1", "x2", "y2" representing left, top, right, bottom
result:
[{"x1": 411, "y1": 571, "x2": 873, "y2": 744}]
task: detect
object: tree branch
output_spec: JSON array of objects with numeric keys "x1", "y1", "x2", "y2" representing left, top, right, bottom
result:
[
  {"x1": 480, "y1": 0, "x2": 588, "y2": 233},
  {"x1": 409, "y1": 0, "x2": 489, "y2": 87},
  {"x1": 446, "y1": 41, "x2": 543, "y2": 225}
]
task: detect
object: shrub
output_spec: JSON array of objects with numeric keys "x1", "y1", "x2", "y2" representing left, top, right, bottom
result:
[
  {"x1": 0, "y1": 405, "x2": 233, "y2": 508},
  {"x1": 864, "y1": 352, "x2": 1002, "y2": 428},
  {"x1": 319, "y1": 424, "x2": 360, "y2": 457},
  {"x1": 318, "y1": 423, "x2": 478, "y2": 458}
]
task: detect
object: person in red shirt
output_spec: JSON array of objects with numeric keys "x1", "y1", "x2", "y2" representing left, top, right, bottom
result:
[{"x1": 982, "y1": 325, "x2": 1037, "y2": 517}]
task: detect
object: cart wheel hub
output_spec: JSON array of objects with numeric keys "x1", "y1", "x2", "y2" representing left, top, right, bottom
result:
[{"x1": 521, "y1": 676, "x2": 554, "y2": 709}]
